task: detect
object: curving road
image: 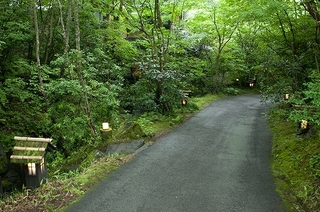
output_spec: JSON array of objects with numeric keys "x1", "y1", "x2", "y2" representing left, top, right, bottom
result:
[{"x1": 66, "y1": 94, "x2": 284, "y2": 212}]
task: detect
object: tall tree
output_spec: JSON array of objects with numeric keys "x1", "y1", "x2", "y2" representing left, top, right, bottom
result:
[
  {"x1": 74, "y1": 0, "x2": 97, "y2": 136},
  {"x1": 33, "y1": 0, "x2": 49, "y2": 108},
  {"x1": 187, "y1": 0, "x2": 240, "y2": 93},
  {"x1": 122, "y1": 0, "x2": 184, "y2": 113}
]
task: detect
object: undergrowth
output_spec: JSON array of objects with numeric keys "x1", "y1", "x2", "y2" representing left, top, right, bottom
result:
[
  {"x1": 268, "y1": 104, "x2": 320, "y2": 211},
  {"x1": 0, "y1": 154, "x2": 130, "y2": 212}
]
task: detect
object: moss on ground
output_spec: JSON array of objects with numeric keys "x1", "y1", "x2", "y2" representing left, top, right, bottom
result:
[
  {"x1": 269, "y1": 105, "x2": 320, "y2": 211},
  {"x1": 113, "y1": 122, "x2": 146, "y2": 141}
]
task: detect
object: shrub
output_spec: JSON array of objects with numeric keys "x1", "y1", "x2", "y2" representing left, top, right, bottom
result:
[{"x1": 223, "y1": 87, "x2": 240, "y2": 95}]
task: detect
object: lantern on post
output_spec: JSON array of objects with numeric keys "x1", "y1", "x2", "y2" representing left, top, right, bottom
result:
[
  {"x1": 100, "y1": 122, "x2": 112, "y2": 142},
  {"x1": 181, "y1": 98, "x2": 187, "y2": 106},
  {"x1": 102, "y1": 122, "x2": 109, "y2": 130},
  {"x1": 300, "y1": 120, "x2": 308, "y2": 130},
  {"x1": 284, "y1": 94, "x2": 290, "y2": 100},
  {"x1": 248, "y1": 77, "x2": 256, "y2": 88},
  {"x1": 181, "y1": 90, "x2": 191, "y2": 107}
]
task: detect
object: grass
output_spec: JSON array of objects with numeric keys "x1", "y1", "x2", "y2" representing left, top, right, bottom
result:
[
  {"x1": 268, "y1": 105, "x2": 320, "y2": 211},
  {"x1": 191, "y1": 93, "x2": 226, "y2": 109},
  {"x1": 0, "y1": 154, "x2": 130, "y2": 212}
]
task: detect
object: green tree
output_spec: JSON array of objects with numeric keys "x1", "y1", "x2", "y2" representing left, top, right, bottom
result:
[
  {"x1": 186, "y1": 0, "x2": 240, "y2": 93},
  {"x1": 121, "y1": 0, "x2": 186, "y2": 113},
  {"x1": 256, "y1": 1, "x2": 316, "y2": 101},
  {"x1": 0, "y1": 0, "x2": 128, "y2": 153}
]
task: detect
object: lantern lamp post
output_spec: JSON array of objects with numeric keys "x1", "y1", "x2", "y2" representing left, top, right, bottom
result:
[
  {"x1": 284, "y1": 94, "x2": 290, "y2": 100},
  {"x1": 100, "y1": 122, "x2": 112, "y2": 142},
  {"x1": 102, "y1": 122, "x2": 109, "y2": 130},
  {"x1": 181, "y1": 98, "x2": 187, "y2": 106},
  {"x1": 300, "y1": 120, "x2": 308, "y2": 130}
]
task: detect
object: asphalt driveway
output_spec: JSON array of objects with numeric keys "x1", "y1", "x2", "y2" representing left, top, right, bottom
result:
[{"x1": 66, "y1": 94, "x2": 284, "y2": 212}]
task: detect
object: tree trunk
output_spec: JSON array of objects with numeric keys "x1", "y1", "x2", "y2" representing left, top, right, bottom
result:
[
  {"x1": 74, "y1": 0, "x2": 96, "y2": 137},
  {"x1": 58, "y1": 0, "x2": 72, "y2": 78},
  {"x1": 212, "y1": 8, "x2": 239, "y2": 93},
  {"x1": 44, "y1": 2, "x2": 54, "y2": 64},
  {"x1": 155, "y1": 0, "x2": 162, "y2": 28},
  {"x1": 33, "y1": 0, "x2": 49, "y2": 109}
]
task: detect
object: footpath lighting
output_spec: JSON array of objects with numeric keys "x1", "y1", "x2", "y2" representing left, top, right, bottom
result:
[
  {"x1": 284, "y1": 94, "x2": 290, "y2": 100},
  {"x1": 101, "y1": 122, "x2": 112, "y2": 142},
  {"x1": 102, "y1": 122, "x2": 109, "y2": 130},
  {"x1": 300, "y1": 120, "x2": 308, "y2": 130},
  {"x1": 181, "y1": 98, "x2": 187, "y2": 106},
  {"x1": 248, "y1": 78, "x2": 255, "y2": 88},
  {"x1": 180, "y1": 90, "x2": 191, "y2": 107}
]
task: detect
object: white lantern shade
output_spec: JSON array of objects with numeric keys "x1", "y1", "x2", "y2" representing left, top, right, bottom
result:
[{"x1": 102, "y1": 122, "x2": 109, "y2": 130}]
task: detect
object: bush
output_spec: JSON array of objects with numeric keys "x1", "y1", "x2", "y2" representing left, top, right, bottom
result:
[{"x1": 223, "y1": 87, "x2": 240, "y2": 95}]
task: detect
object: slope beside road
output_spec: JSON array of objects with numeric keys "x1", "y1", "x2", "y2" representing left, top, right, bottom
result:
[{"x1": 66, "y1": 94, "x2": 284, "y2": 212}]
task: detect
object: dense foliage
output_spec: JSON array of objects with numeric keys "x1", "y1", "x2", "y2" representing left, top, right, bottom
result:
[{"x1": 0, "y1": 0, "x2": 236, "y2": 154}]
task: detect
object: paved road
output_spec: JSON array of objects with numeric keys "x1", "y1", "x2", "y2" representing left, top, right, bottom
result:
[{"x1": 66, "y1": 95, "x2": 284, "y2": 212}]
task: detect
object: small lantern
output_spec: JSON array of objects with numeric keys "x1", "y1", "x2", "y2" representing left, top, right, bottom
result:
[
  {"x1": 181, "y1": 98, "x2": 187, "y2": 106},
  {"x1": 101, "y1": 122, "x2": 112, "y2": 142},
  {"x1": 102, "y1": 122, "x2": 109, "y2": 130},
  {"x1": 249, "y1": 82, "x2": 254, "y2": 87},
  {"x1": 236, "y1": 79, "x2": 239, "y2": 82},
  {"x1": 300, "y1": 120, "x2": 308, "y2": 130},
  {"x1": 284, "y1": 94, "x2": 290, "y2": 100}
]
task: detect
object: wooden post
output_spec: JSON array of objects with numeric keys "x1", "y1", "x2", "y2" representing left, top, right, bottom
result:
[{"x1": 100, "y1": 128, "x2": 112, "y2": 142}]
